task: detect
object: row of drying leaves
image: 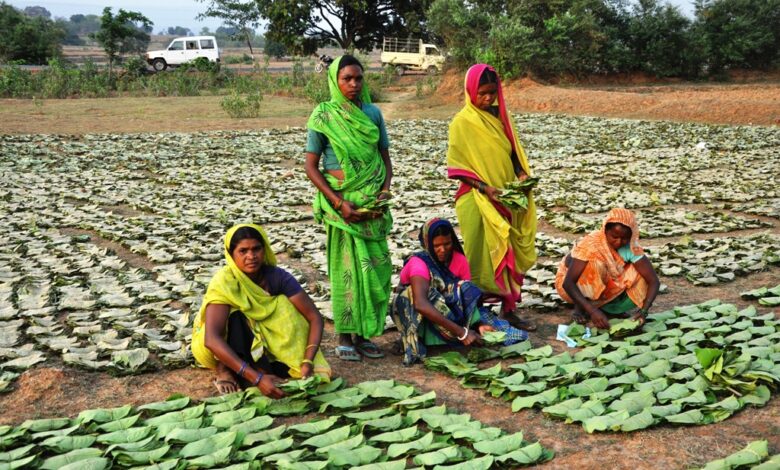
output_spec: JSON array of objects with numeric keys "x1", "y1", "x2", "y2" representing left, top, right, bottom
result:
[
  {"x1": 697, "y1": 440, "x2": 778, "y2": 470},
  {"x1": 0, "y1": 378, "x2": 553, "y2": 469},
  {"x1": 425, "y1": 299, "x2": 779, "y2": 433}
]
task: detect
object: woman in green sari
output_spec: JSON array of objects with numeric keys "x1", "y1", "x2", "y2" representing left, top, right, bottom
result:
[{"x1": 304, "y1": 55, "x2": 393, "y2": 361}]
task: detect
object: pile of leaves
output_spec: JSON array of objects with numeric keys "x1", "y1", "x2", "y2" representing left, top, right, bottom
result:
[
  {"x1": 425, "y1": 299, "x2": 779, "y2": 433},
  {"x1": 696, "y1": 440, "x2": 778, "y2": 470},
  {"x1": 0, "y1": 378, "x2": 553, "y2": 469},
  {"x1": 742, "y1": 284, "x2": 780, "y2": 307},
  {"x1": 497, "y1": 177, "x2": 539, "y2": 211}
]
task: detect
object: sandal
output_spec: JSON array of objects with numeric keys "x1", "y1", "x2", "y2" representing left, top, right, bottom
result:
[
  {"x1": 335, "y1": 345, "x2": 362, "y2": 361},
  {"x1": 355, "y1": 341, "x2": 384, "y2": 359},
  {"x1": 506, "y1": 314, "x2": 538, "y2": 331},
  {"x1": 213, "y1": 378, "x2": 239, "y2": 395}
]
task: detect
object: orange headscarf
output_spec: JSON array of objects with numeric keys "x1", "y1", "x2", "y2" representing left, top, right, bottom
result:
[{"x1": 571, "y1": 208, "x2": 644, "y2": 279}]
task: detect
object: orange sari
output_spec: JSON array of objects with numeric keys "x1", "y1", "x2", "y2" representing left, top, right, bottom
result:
[{"x1": 555, "y1": 208, "x2": 648, "y2": 307}]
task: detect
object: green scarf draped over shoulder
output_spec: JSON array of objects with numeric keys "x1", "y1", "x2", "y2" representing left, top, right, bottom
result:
[
  {"x1": 191, "y1": 224, "x2": 331, "y2": 380},
  {"x1": 306, "y1": 56, "x2": 392, "y2": 241}
]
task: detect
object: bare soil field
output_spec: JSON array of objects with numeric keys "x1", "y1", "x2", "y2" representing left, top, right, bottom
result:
[
  {"x1": 2, "y1": 72, "x2": 778, "y2": 136},
  {"x1": 0, "y1": 76, "x2": 779, "y2": 469}
]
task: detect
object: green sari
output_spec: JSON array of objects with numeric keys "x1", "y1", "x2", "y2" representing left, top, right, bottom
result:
[{"x1": 307, "y1": 56, "x2": 393, "y2": 339}]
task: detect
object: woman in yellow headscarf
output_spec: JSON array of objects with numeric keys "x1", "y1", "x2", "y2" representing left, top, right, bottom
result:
[
  {"x1": 555, "y1": 208, "x2": 661, "y2": 329},
  {"x1": 191, "y1": 224, "x2": 330, "y2": 397},
  {"x1": 447, "y1": 64, "x2": 537, "y2": 330}
]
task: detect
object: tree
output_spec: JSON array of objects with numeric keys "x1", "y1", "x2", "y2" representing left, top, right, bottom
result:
[
  {"x1": 197, "y1": 0, "x2": 263, "y2": 54},
  {"x1": 69, "y1": 14, "x2": 102, "y2": 35},
  {"x1": 90, "y1": 7, "x2": 153, "y2": 79},
  {"x1": 259, "y1": 0, "x2": 434, "y2": 53},
  {"x1": 23, "y1": 5, "x2": 50, "y2": 18},
  {"x1": 0, "y1": 2, "x2": 63, "y2": 64},
  {"x1": 199, "y1": 0, "x2": 431, "y2": 55},
  {"x1": 55, "y1": 18, "x2": 86, "y2": 45},
  {"x1": 164, "y1": 26, "x2": 193, "y2": 36},
  {"x1": 694, "y1": 0, "x2": 780, "y2": 73},
  {"x1": 626, "y1": 0, "x2": 692, "y2": 77}
]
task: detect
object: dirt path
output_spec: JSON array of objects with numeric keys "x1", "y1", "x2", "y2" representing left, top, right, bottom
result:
[{"x1": 434, "y1": 72, "x2": 780, "y2": 127}]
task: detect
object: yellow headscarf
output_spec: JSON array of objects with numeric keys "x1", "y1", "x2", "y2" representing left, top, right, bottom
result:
[{"x1": 191, "y1": 223, "x2": 331, "y2": 380}]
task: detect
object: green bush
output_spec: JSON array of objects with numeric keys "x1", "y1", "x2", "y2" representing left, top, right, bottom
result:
[
  {"x1": 302, "y1": 73, "x2": 329, "y2": 103},
  {"x1": 415, "y1": 76, "x2": 441, "y2": 98},
  {"x1": 221, "y1": 91, "x2": 263, "y2": 118}
]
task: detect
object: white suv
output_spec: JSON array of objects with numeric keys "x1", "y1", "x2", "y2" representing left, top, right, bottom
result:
[{"x1": 145, "y1": 36, "x2": 220, "y2": 71}]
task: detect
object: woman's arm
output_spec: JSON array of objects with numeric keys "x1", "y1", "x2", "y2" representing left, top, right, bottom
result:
[
  {"x1": 380, "y1": 148, "x2": 392, "y2": 193},
  {"x1": 304, "y1": 151, "x2": 363, "y2": 223},
  {"x1": 203, "y1": 304, "x2": 285, "y2": 398},
  {"x1": 561, "y1": 257, "x2": 610, "y2": 329},
  {"x1": 632, "y1": 256, "x2": 660, "y2": 324},
  {"x1": 410, "y1": 276, "x2": 480, "y2": 346},
  {"x1": 286, "y1": 291, "x2": 324, "y2": 378},
  {"x1": 454, "y1": 175, "x2": 501, "y2": 203}
]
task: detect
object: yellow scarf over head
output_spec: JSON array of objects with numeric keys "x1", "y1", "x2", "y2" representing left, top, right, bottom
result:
[{"x1": 191, "y1": 223, "x2": 331, "y2": 380}]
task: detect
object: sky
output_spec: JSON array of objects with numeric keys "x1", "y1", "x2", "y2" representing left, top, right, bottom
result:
[
  {"x1": 7, "y1": 0, "x2": 697, "y2": 35},
  {"x1": 6, "y1": 0, "x2": 230, "y2": 34}
]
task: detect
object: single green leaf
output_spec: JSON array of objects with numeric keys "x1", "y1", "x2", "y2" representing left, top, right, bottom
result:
[{"x1": 473, "y1": 431, "x2": 525, "y2": 455}]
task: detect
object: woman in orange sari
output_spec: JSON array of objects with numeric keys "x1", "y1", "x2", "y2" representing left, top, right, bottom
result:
[{"x1": 554, "y1": 208, "x2": 660, "y2": 328}]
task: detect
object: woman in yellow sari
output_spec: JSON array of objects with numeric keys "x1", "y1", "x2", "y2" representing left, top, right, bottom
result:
[
  {"x1": 191, "y1": 224, "x2": 330, "y2": 397},
  {"x1": 447, "y1": 64, "x2": 537, "y2": 330}
]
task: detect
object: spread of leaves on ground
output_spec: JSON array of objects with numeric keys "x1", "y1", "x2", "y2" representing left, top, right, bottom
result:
[
  {"x1": 425, "y1": 300, "x2": 779, "y2": 433},
  {"x1": 0, "y1": 115, "x2": 778, "y2": 393},
  {"x1": 0, "y1": 378, "x2": 553, "y2": 469}
]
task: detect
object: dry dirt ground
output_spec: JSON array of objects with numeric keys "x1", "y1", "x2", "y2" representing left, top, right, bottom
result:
[{"x1": 1, "y1": 77, "x2": 779, "y2": 469}]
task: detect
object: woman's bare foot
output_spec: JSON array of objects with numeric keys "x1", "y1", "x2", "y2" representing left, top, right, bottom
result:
[{"x1": 213, "y1": 361, "x2": 239, "y2": 395}]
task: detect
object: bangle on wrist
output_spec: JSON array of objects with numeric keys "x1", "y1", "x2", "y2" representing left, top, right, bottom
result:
[
  {"x1": 237, "y1": 360, "x2": 247, "y2": 378},
  {"x1": 639, "y1": 308, "x2": 649, "y2": 318},
  {"x1": 457, "y1": 326, "x2": 469, "y2": 341},
  {"x1": 305, "y1": 344, "x2": 318, "y2": 351},
  {"x1": 301, "y1": 359, "x2": 314, "y2": 365},
  {"x1": 252, "y1": 372, "x2": 263, "y2": 386},
  {"x1": 334, "y1": 198, "x2": 343, "y2": 210},
  {"x1": 478, "y1": 182, "x2": 487, "y2": 193}
]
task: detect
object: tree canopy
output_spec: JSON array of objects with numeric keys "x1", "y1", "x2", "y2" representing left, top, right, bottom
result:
[
  {"x1": 199, "y1": 0, "x2": 432, "y2": 54},
  {"x1": 428, "y1": 0, "x2": 780, "y2": 79},
  {"x1": 0, "y1": 2, "x2": 63, "y2": 64},
  {"x1": 90, "y1": 7, "x2": 153, "y2": 77}
]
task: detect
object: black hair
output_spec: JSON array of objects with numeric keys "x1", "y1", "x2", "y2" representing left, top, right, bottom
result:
[
  {"x1": 338, "y1": 55, "x2": 364, "y2": 72},
  {"x1": 229, "y1": 226, "x2": 265, "y2": 254},
  {"x1": 478, "y1": 68, "x2": 498, "y2": 86},
  {"x1": 430, "y1": 224, "x2": 454, "y2": 240},
  {"x1": 605, "y1": 222, "x2": 632, "y2": 237}
]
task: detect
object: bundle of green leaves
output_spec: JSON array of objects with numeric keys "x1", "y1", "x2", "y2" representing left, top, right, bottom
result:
[{"x1": 497, "y1": 177, "x2": 539, "y2": 210}]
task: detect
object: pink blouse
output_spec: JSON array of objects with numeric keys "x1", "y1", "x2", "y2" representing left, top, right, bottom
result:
[{"x1": 400, "y1": 251, "x2": 472, "y2": 284}]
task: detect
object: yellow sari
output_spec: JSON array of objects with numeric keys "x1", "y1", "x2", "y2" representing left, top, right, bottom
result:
[
  {"x1": 447, "y1": 64, "x2": 537, "y2": 312},
  {"x1": 191, "y1": 223, "x2": 331, "y2": 379}
]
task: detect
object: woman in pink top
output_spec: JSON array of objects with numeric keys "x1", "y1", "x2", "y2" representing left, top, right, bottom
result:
[{"x1": 391, "y1": 218, "x2": 528, "y2": 366}]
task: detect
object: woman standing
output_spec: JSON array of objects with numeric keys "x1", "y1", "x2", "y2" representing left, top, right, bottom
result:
[
  {"x1": 446, "y1": 64, "x2": 537, "y2": 329},
  {"x1": 304, "y1": 55, "x2": 393, "y2": 361}
]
